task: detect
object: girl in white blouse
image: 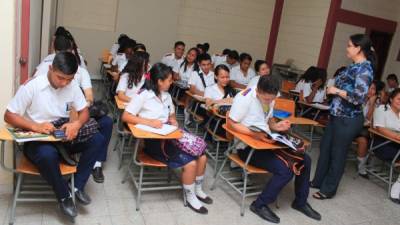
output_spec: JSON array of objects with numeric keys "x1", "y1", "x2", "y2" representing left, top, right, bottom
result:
[{"x1": 116, "y1": 51, "x2": 149, "y2": 102}]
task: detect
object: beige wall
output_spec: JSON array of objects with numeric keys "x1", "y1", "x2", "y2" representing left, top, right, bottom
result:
[
  {"x1": 0, "y1": 0, "x2": 17, "y2": 187},
  {"x1": 274, "y1": 0, "x2": 330, "y2": 70},
  {"x1": 56, "y1": 0, "x2": 275, "y2": 76},
  {"x1": 327, "y1": 23, "x2": 365, "y2": 77},
  {"x1": 40, "y1": 0, "x2": 58, "y2": 61},
  {"x1": 177, "y1": 0, "x2": 275, "y2": 61},
  {"x1": 57, "y1": 0, "x2": 181, "y2": 76},
  {"x1": 339, "y1": 0, "x2": 400, "y2": 80}
]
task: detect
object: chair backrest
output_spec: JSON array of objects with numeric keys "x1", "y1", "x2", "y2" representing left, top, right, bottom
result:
[
  {"x1": 281, "y1": 80, "x2": 296, "y2": 93},
  {"x1": 274, "y1": 97, "x2": 295, "y2": 119}
]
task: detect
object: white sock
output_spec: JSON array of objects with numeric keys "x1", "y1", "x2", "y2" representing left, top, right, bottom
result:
[
  {"x1": 183, "y1": 183, "x2": 203, "y2": 209},
  {"x1": 391, "y1": 181, "x2": 400, "y2": 199},
  {"x1": 93, "y1": 161, "x2": 102, "y2": 169},
  {"x1": 357, "y1": 156, "x2": 368, "y2": 175},
  {"x1": 195, "y1": 175, "x2": 208, "y2": 199},
  {"x1": 184, "y1": 109, "x2": 191, "y2": 126}
]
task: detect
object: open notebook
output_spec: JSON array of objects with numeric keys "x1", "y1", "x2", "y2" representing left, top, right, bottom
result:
[
  {"x1": 249, "y1": 126, "x2": 304, "y2": 152},
  {"x1": 134, "y1": 124, "x2": 178, "y2": 136},
  {"x1": 7, "y1": 128, "x2": 51, "y2": 143}
]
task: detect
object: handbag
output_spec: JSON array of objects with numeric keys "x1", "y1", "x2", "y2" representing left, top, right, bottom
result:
[
  {"x1": 89, "y1": 100, "x2": 109, "y2": 120},
  {"x1": 171, "y1": 129, "x2": 207, "y2": 156},
  {"x1": 51, "y1": 117, "x2": 99, "y2": 144}
]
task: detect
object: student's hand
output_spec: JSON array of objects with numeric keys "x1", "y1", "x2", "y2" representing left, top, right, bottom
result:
[
  {"x1": 149, "y1": 120, "x2": 163, "y2": 129},
  {"x1": 32, "y1": 122, "x2": 55, "y2": 134},
  {"x1": 312, "y1": 79, "x2": 323, "y2": 90},
  {"x1": 253, "y1": 132, "x2": 275, "y2": 144},
  {"x1": 169, "y1": 119, "x2": 178, "y2": 127},
  {"x1": 61, "y1": 121, "x2": 81, "y2": 141},
  {"x1": 275, "y1": 120, "x2": 291, "y2": 131},
  {"x1": 326, "y1": 86, "x2": 339, "y2": 95}
]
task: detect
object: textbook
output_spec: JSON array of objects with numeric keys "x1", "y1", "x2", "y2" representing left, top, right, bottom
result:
[
  {"x1": 7, "y1": 128, "x2": 50, "y2": 143},
  {"x1": 273, "y1": 109, "x2": 292, "y2": 119},
  {"x1": 134, "y1": 124, "x2": 178, "y2": 136},
  {"x1": 248, "y1": 126, "x2": 304, "y2": 152}
]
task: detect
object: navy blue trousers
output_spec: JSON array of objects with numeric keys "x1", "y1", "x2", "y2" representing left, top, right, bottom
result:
[
  {"x1": 96, "y1": 115, "x2": 113, "y2": 162},
  {"x1": 239, "y1": 148, "x2": 311, "y2": 207},
  {"x1": 23, "y1": 133, "x2": 104, "y2": 200},
  {"x1": 312, "y1": 114, "x2": 364, "y2": 197}
]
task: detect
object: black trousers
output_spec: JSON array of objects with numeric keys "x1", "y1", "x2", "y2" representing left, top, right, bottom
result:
[{"x1": 312, "y1": 114, "x2": 364, "y2": 196}]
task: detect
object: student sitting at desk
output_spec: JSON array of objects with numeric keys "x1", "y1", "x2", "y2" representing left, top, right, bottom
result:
[
  {"x1": 247, "y1": 60, "x2": 270, "y2": 88},
  {"x1": 4, "y1": 52, "x2": 104, "y2": 220},
  {"x1": 204, "y1": 64, "x2": 236, "y2": 107},
  {"x1": 300, "y1": 67, "x2": 327, "y2": 104},
  {"x1": 188, "y1": 53, "x2": 215, "y2": 96},
  {"x1": 204, "y1": 64, "x2": 237, "y2": 137},
  {"x1": 112, "y1": 38, "x2": 136, "y2": 73},
  {"x1": 161, "y1": 41, "x2": 185, "y2": 70},
  {"x1": 355, "y1": 80, "x2": 384, "y2": 178},
  {"x1": 110, "y1": 34, "x2": 130, "y2": 57},
  {"x1": 372, "y1": 88, "x2": 400, "y2": 203},
  {"x1": 34, "y1": 36, "x2": 113, "y2": 183},
  {"x1": 228, "y1": 75, "x2": 321, "y2": 223},
  {"x1": 122, "y1": 63, "x2": 212, "y2": 214},
  {"x1": 214, "y1": 50, "x2": 239, "y2": 69},
  {"x1": 116, "y1": 51, "x2": 149, "y2": 102},
  {"x1": 230, "y1": 53, "x2": 256, "y2": 89},
  {"x1": 173, "y1": 47, "x2": 199, "y2": 85},
  {"x1": 294, "y1": 66, "x2": 317, "y2": 93}
]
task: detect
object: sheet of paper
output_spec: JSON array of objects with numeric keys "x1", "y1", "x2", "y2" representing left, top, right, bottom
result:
[{"x1": 134, "y1": 124, "x2": 178, "y2": 136}]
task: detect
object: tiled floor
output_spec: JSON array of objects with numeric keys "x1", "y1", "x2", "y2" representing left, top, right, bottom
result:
[
  {"x1": 1, "y1": 82, "x2": 400, "y2": 225},
  {"x1": 1, "y1": 130, "x2": 399, "y2": 225}
]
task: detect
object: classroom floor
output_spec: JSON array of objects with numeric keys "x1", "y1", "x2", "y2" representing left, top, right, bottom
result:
[{"x1": 1, "y1": 84, "x2": 399, "y2": 225}]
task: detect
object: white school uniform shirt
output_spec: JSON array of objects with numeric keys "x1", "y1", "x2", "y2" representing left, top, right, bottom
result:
[
  {"x1": 112, "y1": 53, "x2": 128, "y2": 72},
  {"x1": 295, "y1": 80, "x2": 306, "y2": 92},
  {"x1": 302, "y1": 82, "x2": 326, "y2": 103},
  {"x1": 247, "y1": 75, "x2": 260, "y2": 88},
  {"x1": 110, "y1": 43, "x2": 119, "y2": 57},
  {"x1": 161, "y1": 53, "x2": 184, "y2": 71},
  {"x1": 125, "y1": 89, "x2": 175, "y2": 123},
  {"x1": 204, "y1": 84, "x2": 225, "y2": 100},
  {"x1": 326, "y1": 78, "x2": 335, "y2": 88},
  {"x1": 173, "y1": 63, "x2": 195, "y2": 82},
  {"x1": 116, "y1": 73, "x2": 145, "y2": 98},
  {"x1": 188, "y1": 69, "x2": 215, "y2": 93},
  {"x1": 7, "y1": 75, "x2": 87, "y2": 123},
  {"x1": 373, "y1": 105, "x2": 400, "y2": 132},
  {"x1": 212, "y1": 55, "x2": 226, "y2": 67},
  {"x1": 230, "y1": 65, "x2": 256, "y2": 86},
  {"x1": 229, "y1": 87, "x2": 275, "y2": 133},
  {"x1": 34, "y1": 54, "x2": 92, "y2": 90}
]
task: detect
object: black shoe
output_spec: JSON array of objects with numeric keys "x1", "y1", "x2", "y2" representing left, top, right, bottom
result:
[
  {"x1": 92, "y1": 167, "x2": 105, "y2": 183},
  {"x1": 291, "y1": 202, "x2": 321, "y2": 221},
  {"x1": 390, "y1": 197, "x2": 400, "y2": 204},
  {"x1": 187, "y1": 202, "x2": 208, "y2": 215},
  {"x1": 309, "y1": 181, "x2": 320, "y2": 189},
  {"x1": 59, "y1": 197, "x2": 77, "y2": 220},
  {"x1": 358, "y1": 172, "x2": 369, "y2": 179},
  {"x1": 196, "y1": 195, "x2": 213, "y2": 204},
  {"x1": 250, "y1": 201, "x2": 280, "y2": 223},
  {"x1": 75, "y1": 189, "x2": 92, "y2": 205}
]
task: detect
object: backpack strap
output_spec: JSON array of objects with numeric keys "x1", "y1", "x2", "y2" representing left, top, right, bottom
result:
[{"x1": 198, "y1": 72, "x2": 206, "y2": 88}]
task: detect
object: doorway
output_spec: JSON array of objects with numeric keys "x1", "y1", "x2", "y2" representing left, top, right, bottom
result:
[{"x1": 368, "y1": 30, "x2": 393, "y2": 80}]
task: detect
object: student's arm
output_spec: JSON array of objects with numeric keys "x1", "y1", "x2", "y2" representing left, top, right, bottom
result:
[
  {"x1": 375, "y1": 126, "x2": 400, "y2": 141},
  {"x1": 83, "y1": 88, "x2": 94, "y2": 106},
  {"x1": 121, "y1": 112, "x2": 163, "y2": 128},
  {"x1": 230, "y1": 81, "x2": 246, "y2": 89},
  {"x1": 189, "y1": 85, "x2": 204, "y2": 96},
  {"x1": 227, "y1": 118, "x2": 274, "y2": 143},
  {"x1": 268, "y1": 117, "x2": 291, "y2": 132},
  {"x1": 4, "y1": 110, "x2": 55, "y2": 134},
  {"x1": 117, "y1": 91, "x2": 131, "y2": 102}
]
